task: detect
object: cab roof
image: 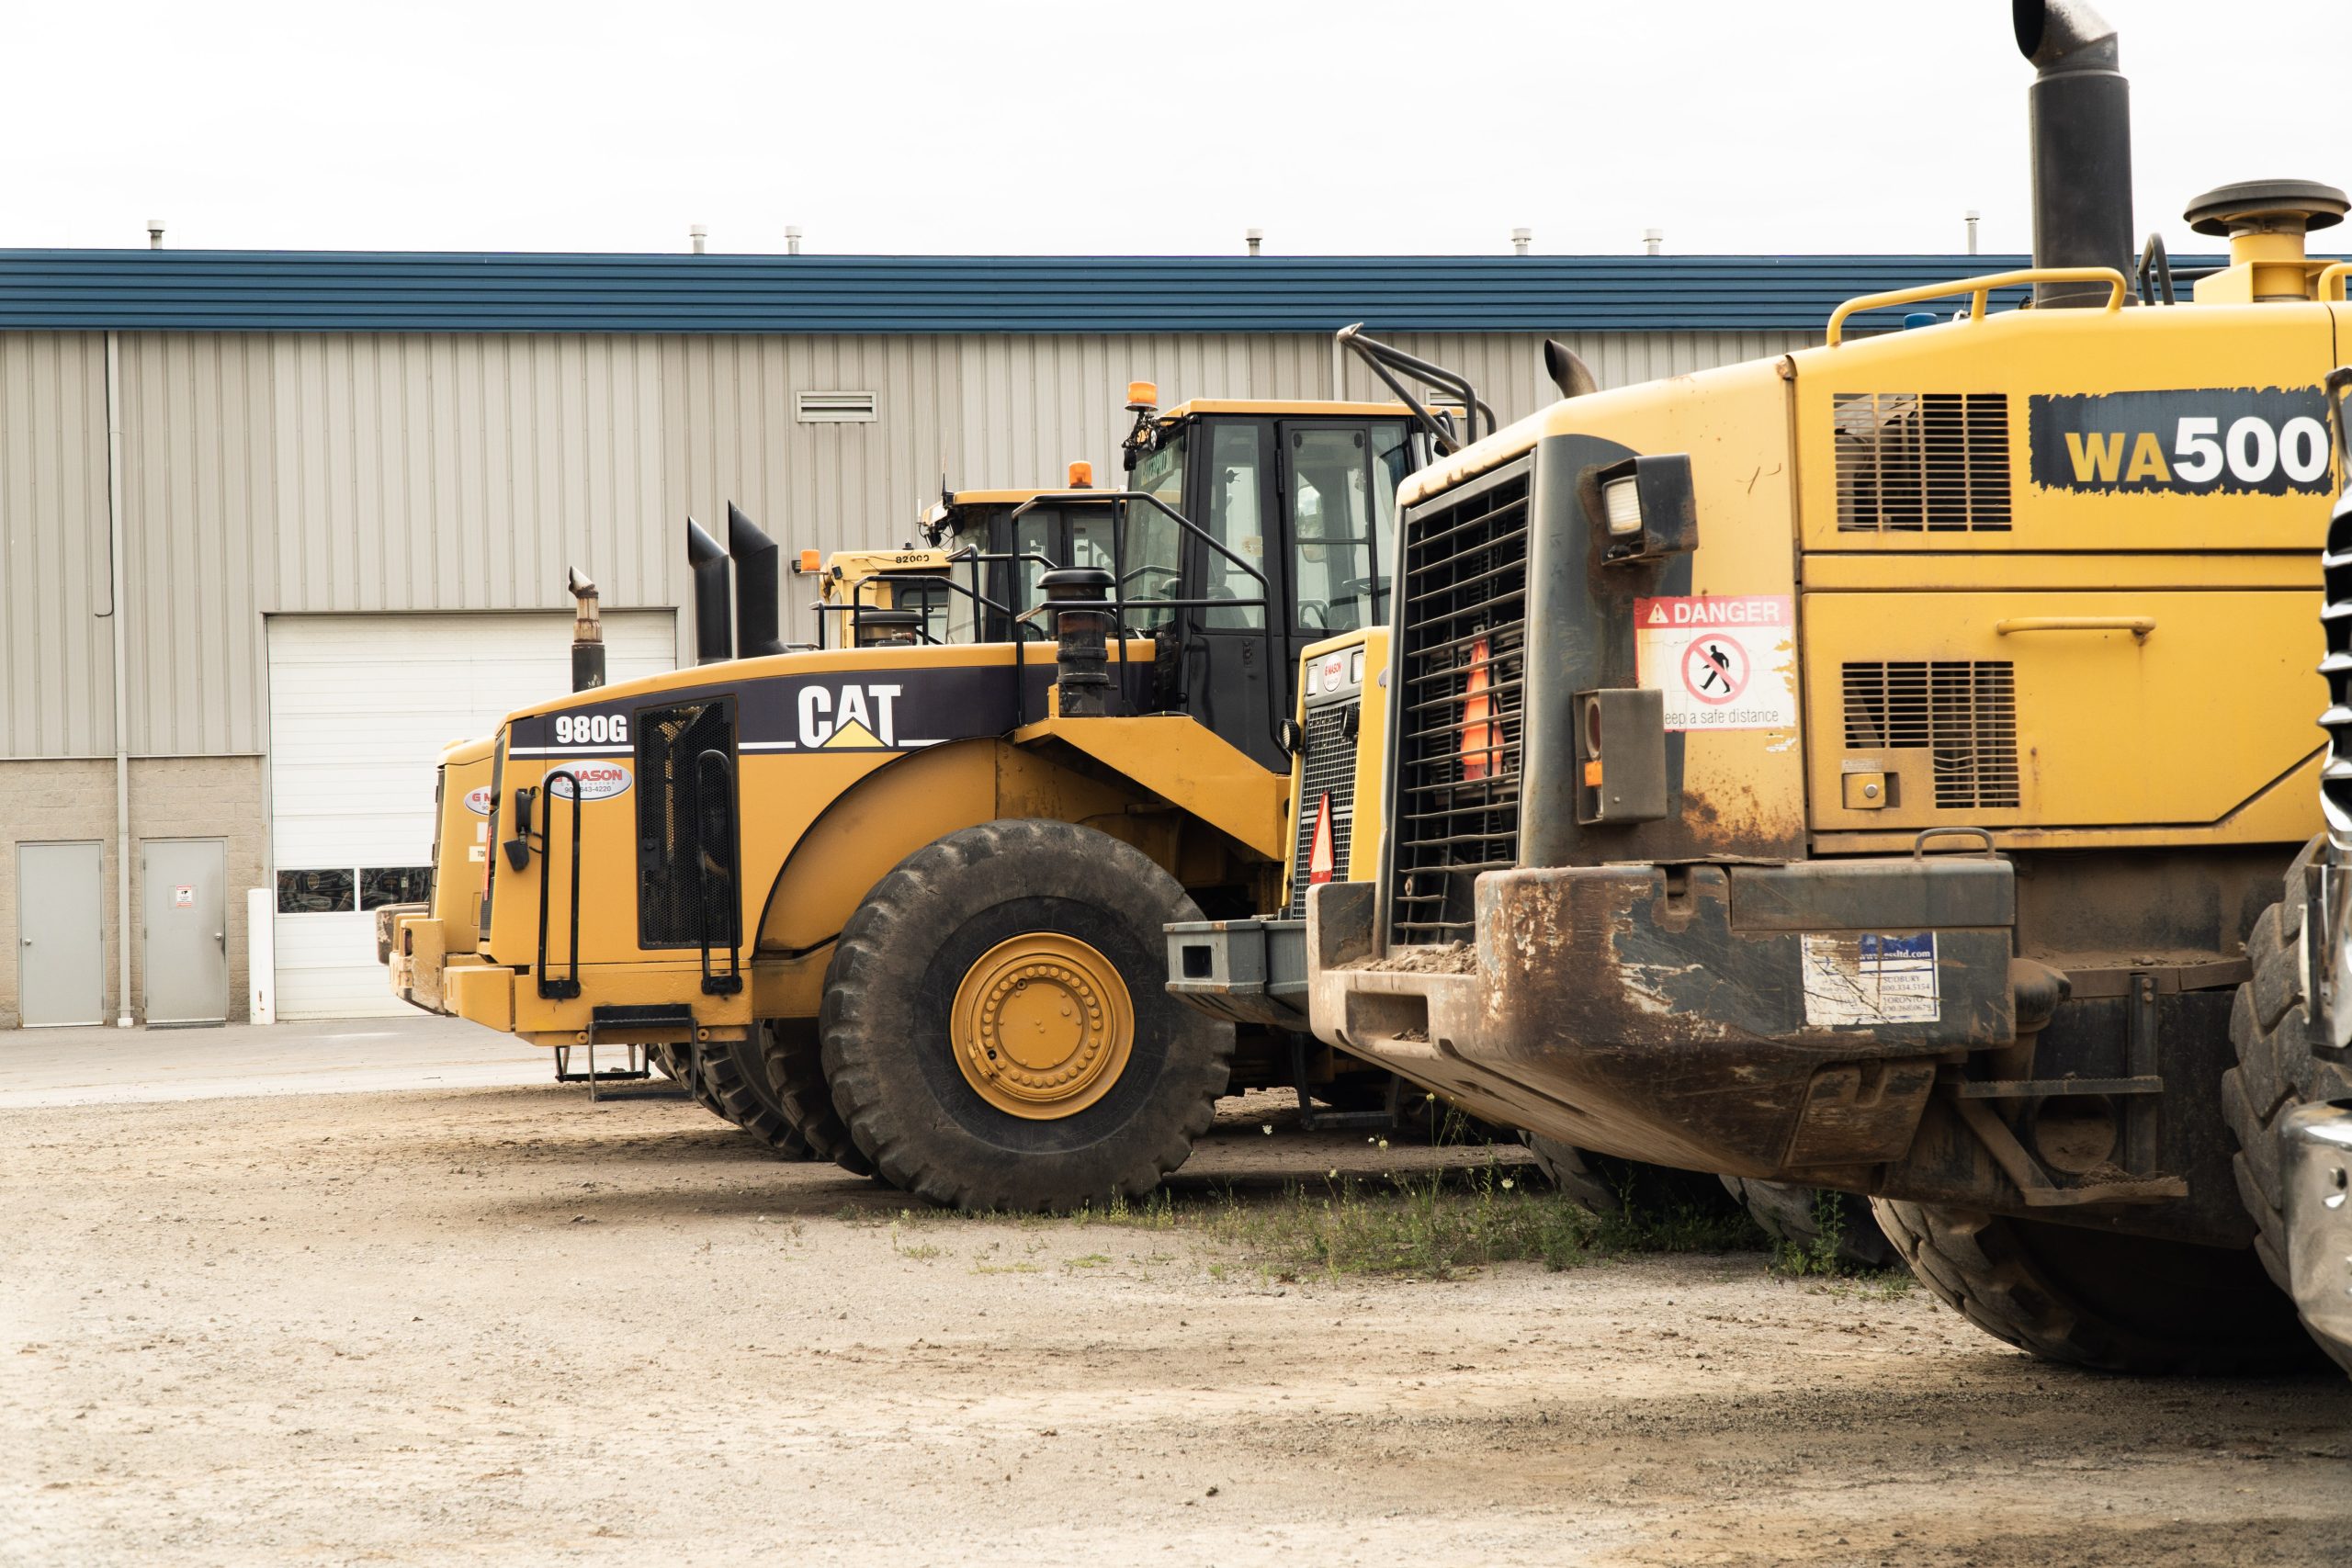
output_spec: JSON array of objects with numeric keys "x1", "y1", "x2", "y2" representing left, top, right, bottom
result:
[{"x1": 1159, "y1": 398, "x2": 1409, "y2": 421}]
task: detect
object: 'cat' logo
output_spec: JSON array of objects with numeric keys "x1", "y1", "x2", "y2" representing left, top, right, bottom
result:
[{"x1": 798, "y1": 683, "x2": 903, "y2": 749}]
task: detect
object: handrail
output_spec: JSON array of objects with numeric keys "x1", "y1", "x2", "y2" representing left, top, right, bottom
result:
[
  {"x1": 1825, "y1": 267, "x2": 2130, "y2": 346},
  {"x1": 2326, "y1": 366, "x2": 2352, "y2": 468},
  {"x1": 1995, "y1": 615, "x2": 2154, "y2": 639},
  {"x1": 838, "y1": 560, "x2": 1023, "y2": 648},
  {"x1": 694, "y1": 748, "x2": 742, "y2": 997},
  {"x1": 1011, "y1": 489, "x2": 1283, "y2": 753},
  {"x1": 536, "y1": 769, "x2": 582, "y2": 1000},
  {"x1": 2319, "y1": 262, "x2": 2352, "y2": 303},
  {"x1": 1335, "y1": 323, "x2": 1494, "y2": 454}
]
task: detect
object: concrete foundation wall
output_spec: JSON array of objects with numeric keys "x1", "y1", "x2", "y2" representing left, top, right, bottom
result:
[{"x1": 0, "y1": 756, "x2": 266, "y2": 1029}]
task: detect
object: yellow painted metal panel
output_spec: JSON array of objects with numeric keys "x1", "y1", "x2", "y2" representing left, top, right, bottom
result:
[
  {"x1": 1804, "y1": 588, "x2": 2324, "y2": 834},
  {"x1": 1802, "y1": 552, "x2": 2318, "y2": 592},
  {"x1": 1789, "y1": 301, "x2": 2339, "y2": 555}
]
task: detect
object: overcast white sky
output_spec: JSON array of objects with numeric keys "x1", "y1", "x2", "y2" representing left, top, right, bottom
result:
[{"x1": 0, "y1": 0, "x2": 2334, "y2": 258}]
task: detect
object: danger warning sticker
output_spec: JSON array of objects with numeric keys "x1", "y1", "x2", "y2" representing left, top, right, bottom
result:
[{"x1": 1634, "y1": 595, "x2": 1797, "y2": 732}]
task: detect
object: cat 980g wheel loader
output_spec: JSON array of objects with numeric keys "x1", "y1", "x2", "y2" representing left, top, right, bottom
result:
[{"x1": 401, "y1": 388, "x2": 1424, "y2": 1210}]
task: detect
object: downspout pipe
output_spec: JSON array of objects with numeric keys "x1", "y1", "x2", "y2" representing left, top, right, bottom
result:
[
  {"x1": 104, "y1": 332, "x2": 132, "y2": 1027},
  {"x1": 2015, "y1": 0, "x2": 2134, "y2": 308}
]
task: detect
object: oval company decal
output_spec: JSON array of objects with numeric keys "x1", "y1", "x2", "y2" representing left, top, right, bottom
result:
[
  {"x1": 462, "y1": 785, "x2": 495, "y2": 816},
  {"x1": 545, "y1": 761, "x2": 631, "y2": 801}
]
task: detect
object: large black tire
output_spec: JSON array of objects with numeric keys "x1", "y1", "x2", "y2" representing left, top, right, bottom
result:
[
  {"x1": 650, "y1": 1043, "x2": 682, "y2": 1082},
  {"x1": 2222, "y1": 834, "x2": 2352, "y2": 1373},
  {"x1": 1871, "y1": 1199, "x2": 2315, "y2": 1373},
  {"x1": 760, "y1": 1020, "x2": 876, "y2": 1177},
  {"x1": 1722, "y1": 1176, "x2": 1898, "y2": 1270},
  {"x1": 820, "y1": 819, "x2": 1233, "y2": 1212},
  {"x1": 1522, "y1": 1134, "x2": 1742, "y2": 1219},
  {"x1": 675, "y1": 1044, "x2": 736, "y2": 1125},
  {"x1": 701, "y1": 1034, "x2": 813, "y2": 1159}
]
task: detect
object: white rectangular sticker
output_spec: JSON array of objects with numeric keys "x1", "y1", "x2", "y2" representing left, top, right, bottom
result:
[
  {"x1": 1801, "y1": 932, "x2": 1939, "y2": 1026},
  {"x1": 1634, "y1": 594, "x2": 1797, "y2": 732}
]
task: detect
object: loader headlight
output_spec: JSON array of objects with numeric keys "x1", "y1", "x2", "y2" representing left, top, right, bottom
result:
[
  {"x1": 1586, "y1": 453, "x2": 1698, "y2": 565},
  {"x1": 1602, "y1": 477, "x2": 1645, "y2": 537}
]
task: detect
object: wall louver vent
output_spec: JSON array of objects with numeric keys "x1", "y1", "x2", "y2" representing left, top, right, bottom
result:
[
  {"x1": 1833, "y1": 392, "x2": 2011, "y2": 531},
  {"x1": 1842, "y1": 660, "x2": 2020, "y2": 809},
  {"x1": 796, "y1": 390, "x2": 878, "y2": 423}
]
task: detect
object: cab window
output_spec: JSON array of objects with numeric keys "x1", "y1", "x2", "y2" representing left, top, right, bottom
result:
[
  {"x1": 1132, "y1": 429, "x2": 1184, "y2": 515},
  {"x1": 1204, "y1": 423, "x2": 1269, "y2": 629},
  {"x1": 1071, "y1": 506, "x2": 1181, "y2": 632},
  {"x1": 1288, "y1": 426, "x2": 1390, "y2": 635},
  {"x1": 1013, "y1": 508, "x2": 1058, "y2": 637}
]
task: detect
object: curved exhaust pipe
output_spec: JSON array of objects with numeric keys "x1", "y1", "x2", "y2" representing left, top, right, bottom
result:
[
  {"x1": 686, "y1": 517, "x2": 732, "y2": 666},
  {"x1": 1542, "y1": 339, "x2": 1599, "y2": 400},
  {"x1": 566, "y1": 567, "x2": 605, "y2": 693},
  {"x1": 726, "y1": 502, "x2": 786, "y2": 659},
  {"x1": 2015, "y1": 0, "x2": 2134, "y2": 308}
]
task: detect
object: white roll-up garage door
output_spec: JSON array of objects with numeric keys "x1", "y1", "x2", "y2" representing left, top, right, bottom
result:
[{"x1": 266, "y1": 612, "x2": 676, "y2": 1020}]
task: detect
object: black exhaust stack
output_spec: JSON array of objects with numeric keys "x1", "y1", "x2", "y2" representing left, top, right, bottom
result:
[
  {"x1": 2015, "y1": 0, "x2": 2134, "y2": 308},
  {"x1": 686, "y1": 518, "x2": 732, "y2": 666},
  {"x1": 566, "y1": 568, "x2": 605, "y2": 692},
  {"x1": 725, "y1": 502, "x2": 786, "y2": 659}
]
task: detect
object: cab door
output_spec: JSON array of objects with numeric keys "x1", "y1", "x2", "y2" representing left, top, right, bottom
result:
[
  {"x1": 1277, "y1": 420, "x2": 1404, "y2": 679},
  {"x1": 1182, "y1": 419, "x2": 1286, "y2": 770}
]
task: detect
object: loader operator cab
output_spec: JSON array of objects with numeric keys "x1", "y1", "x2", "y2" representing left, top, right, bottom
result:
[{"x1": 906, "y1": 395, "x2": 1422, "y2": 770}]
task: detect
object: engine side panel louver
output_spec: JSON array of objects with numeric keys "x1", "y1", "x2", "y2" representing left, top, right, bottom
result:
[
  {"x1": 635, "y1": 699, "x2": 740, "y2": 948},
  {"x1": 1842, "y1": 660, "x2": 2020, "y2": 809},
  {"x1": 1389, "y1": 465, "x2": 1530, "y2": 946},
  {"x1": 1834, "y1": 392, "x2": 2012, "y2": 532},
  {"x1": 1287, "y1": 702, "x2": 1357, "y2": 919}
]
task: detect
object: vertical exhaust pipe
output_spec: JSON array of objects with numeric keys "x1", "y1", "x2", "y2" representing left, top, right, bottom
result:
[
  {"x1": 686, "y1": 518, "x2": 732, "y2": 665},
  {"x1": 2015, "y1": 0, "x2": 2134, "y2": 308},
  {"x1": 726, "y1": 502, "x2": 786, "y2": 659},
  {"x1": 566, "y1": 568, "x2": 605, "y2": 693}
]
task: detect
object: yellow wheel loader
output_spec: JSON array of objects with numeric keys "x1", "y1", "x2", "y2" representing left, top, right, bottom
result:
[
  {"x1": 382, "y1": 546, "x2": 978, "y2": 1154},
  {"x1": 1176, "y1": 0, "x2": 2352, "y2": 1371},
  {"x1": 416, "y1": 389, "x2": 1420, "y2": 1209}
]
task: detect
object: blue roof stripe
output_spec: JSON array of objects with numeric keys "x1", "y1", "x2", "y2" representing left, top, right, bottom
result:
[{"x1": 0, "y1": 250, "x2": 2238, "y2": 333}]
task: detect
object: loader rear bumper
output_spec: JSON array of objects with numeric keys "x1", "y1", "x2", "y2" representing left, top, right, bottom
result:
[
  {"x1": 1300, "y1": 858, "x2": 2016, "y2": 1177},
  {"x1": 1163, "y1": 918, "x2": 1312, "y2": 1032},
  {"x1": 2281, "y1": 1100, "x2": 2352, "y2": 1369}
]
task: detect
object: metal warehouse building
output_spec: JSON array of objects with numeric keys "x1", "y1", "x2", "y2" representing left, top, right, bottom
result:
[{"x1": 0, "y1": 248, "x2": 2036, "y2": 1028}]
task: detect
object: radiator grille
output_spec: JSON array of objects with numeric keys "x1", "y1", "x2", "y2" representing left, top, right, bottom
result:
[
  {"x1": 1390, "y1": 469, "x2": 1529, "y2": 945},
  {"x1": 635, "y1": 700, "x2": 741, "y2": 948},
  {"x1": 1834, "y1": 393, "x2": 2012, "y2": 532},
  {"x1": 1287, "y1": 701, "x2": 1359, "y2": 919},
  {"x1": 1842, "y1": 661, "x2": 2020, "y2": 809}
]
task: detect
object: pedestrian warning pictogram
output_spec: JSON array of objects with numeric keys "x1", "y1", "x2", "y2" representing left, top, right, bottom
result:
[{"x1": 1680, "y1": 633, "x2": 1748, "y2": 705}]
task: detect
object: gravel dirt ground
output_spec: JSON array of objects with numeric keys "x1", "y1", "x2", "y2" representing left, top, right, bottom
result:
[{"x1": 5, "y1": 1039, "x2": 2350, "y2": 1566}]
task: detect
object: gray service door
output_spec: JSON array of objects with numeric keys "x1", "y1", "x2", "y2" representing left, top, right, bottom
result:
[
  {"x1": 17, "y1": 840, "x2": 105, "y2": 1027},
  {"x1": 143, "y1": 839, "x2": 228, "y2": 1026}
]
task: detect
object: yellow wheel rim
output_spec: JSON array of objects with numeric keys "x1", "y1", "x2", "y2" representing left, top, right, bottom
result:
[{"x1": 949, "y1": 931, "x2": 1135, "y2": 1120}]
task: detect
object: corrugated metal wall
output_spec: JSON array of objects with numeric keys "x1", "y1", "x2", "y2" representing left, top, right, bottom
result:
[
  {"x1": 0, "y1": 326, "x2": 1814, "y2": 760},
  {"x1": 0, "y1": 333, "x2": 111, "y2": 757}
]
